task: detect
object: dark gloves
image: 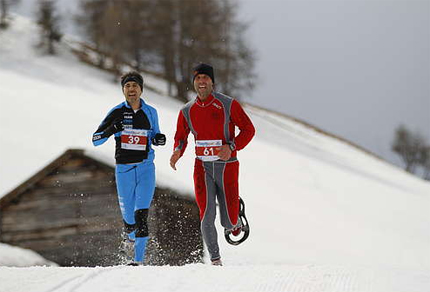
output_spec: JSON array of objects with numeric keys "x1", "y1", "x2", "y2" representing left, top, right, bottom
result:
[
  {"x1": 103, "y1": 118, "x2": 124, "y2": 137},
  {"x1": 152, "y1": 133, "x2": 166, "y2": 146}
]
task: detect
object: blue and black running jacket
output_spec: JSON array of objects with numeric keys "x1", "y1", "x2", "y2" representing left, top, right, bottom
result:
[{"x1": 92, "y1": 98, "x2": 161, "y2": 164}]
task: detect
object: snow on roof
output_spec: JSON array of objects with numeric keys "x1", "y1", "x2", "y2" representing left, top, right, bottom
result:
[{"x1": 0, "y1": 243, "x2": 57, "y2": 267}]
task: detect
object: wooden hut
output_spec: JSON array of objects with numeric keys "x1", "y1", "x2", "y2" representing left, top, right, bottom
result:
[{"x1": 0, "y1": 149, "x2": 202, "y2": 266}]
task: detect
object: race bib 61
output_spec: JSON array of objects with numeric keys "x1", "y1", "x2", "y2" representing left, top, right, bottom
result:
[{"x1": 195, "y1": 140, "x2": 222, "y2": 161}]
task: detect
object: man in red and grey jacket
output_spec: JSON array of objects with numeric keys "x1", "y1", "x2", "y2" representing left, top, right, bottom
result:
[{"x1": 170, "y1": 63, "x2": 255, "y2": 266}]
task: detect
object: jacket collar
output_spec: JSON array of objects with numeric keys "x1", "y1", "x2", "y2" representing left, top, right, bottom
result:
[
  {"x1": 124, "y1": 98, "x2": 145, "y2": 110},
  {"x1": 196, "y1": 93, "x2": 215, "y2": 107}
]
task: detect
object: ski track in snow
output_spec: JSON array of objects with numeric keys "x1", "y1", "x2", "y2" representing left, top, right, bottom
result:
[
  {"x1": 57, "y1": 266, "x2": 128, "y2": 292},
  {"x1": 44, "y1": 274, "x2": 85, "y2": 292},
  {"x1": 1, "y1": 264, "x2": 429, "y2": 292}
]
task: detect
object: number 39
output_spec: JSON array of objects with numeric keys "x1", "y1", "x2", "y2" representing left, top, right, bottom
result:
[{"x1": 128, "y1": 136, "x2": 140, "y2": 144}]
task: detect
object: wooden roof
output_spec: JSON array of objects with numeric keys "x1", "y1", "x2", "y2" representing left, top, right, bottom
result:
[{"x1": 0, "y1": 149, "x2": 113, "y2": 209}]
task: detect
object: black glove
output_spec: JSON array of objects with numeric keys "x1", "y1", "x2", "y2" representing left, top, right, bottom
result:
[
  {"x1": 152, "y1": 133, "x2": 166, "y2": 146},
  {"x1": 103, "y1": 118, "x2": 124, "y2": 137}
]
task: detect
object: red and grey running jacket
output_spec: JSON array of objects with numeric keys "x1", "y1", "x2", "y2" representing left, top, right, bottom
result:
[{"x1": 173, "y1": 92, "x2": 255, "y2": 160}]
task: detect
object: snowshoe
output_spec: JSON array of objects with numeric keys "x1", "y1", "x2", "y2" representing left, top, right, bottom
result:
[
  {"x1": 224, "y1": 197, "x2": 250, "y2": 245},
  {"x1": 126, "y1": 260, "x2": 143, "y2": 266},
  {"x1": 118, "y1": 233, "x2": 135, "y2": 264}
]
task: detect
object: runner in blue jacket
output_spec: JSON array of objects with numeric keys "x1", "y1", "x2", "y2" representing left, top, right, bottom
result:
[{"x1": 92, "y1": 71, "x2": 166, "y2": 265}]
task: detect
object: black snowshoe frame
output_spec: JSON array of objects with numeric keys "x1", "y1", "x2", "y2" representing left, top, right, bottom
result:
[{"x1": 224, "y1": 197, "x2": 250, "y2": 245}]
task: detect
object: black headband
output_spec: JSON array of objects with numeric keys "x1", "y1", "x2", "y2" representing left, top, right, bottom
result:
[{"x1": 121, "y1": 76, "x2": 143, "y2": 90}]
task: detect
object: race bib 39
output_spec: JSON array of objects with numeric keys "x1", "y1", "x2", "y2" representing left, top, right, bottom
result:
[{"x1": 121, "y1": 129, "x2": 148, "y2": 151}]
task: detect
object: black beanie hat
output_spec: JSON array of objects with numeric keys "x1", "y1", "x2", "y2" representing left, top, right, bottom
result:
[
  {"x1": 193, "y1": 63, "x2": 215, "y2": 83},
  {"x1": 121, "y1": 71, "x2": 144, "y2": 90}
]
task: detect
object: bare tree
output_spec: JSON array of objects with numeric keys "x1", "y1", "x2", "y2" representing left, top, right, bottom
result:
[
  {"x1": 77, "y1": 0, "x2": 156, "y2": 75},
  {"x1": 392, "y1": 125, "x2": 427, "y2": 174},
  {"x1": 100, "y1": 1, "x2": 125, "y2": 76},
  {"x1": 77, "y1": 0, "x2": 110, "y2": 67},
  {"x1": 419, "y1": 146, "x2": 430, "y2": 180},
  {"x1": 75, "y1": 0, "x2": 257, "y2": 102},
  {"x1": 155, "y1": 0, "x2": 256, "y2": 101},
  {"x1": 0, "y1": 0, "x2": 21, "y2": 29},
  {"x1": 0, "y1": 0, "x2": 6, "y2": 29},
  {"x1": 175, "y1": 0, "x2": 227, "y2": 99},
  {"x1": 120, "y1": 0, "x2": 156, "y2": 71},
  {"x1": 150, "y1": 0, "x2": 178, "y2": 96},
  {"x1": 36, "y1": 0, "x2": 62, "y2": 55},
  {"x1": 215, "y1": 0, "x2": 256, "y2": 99}
]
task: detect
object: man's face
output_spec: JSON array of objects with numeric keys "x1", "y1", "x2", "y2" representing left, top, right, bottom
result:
[
  {"x1": 194, "y1": 74, "x2": 213, "y2": 99},
  {"x1": 123, "y1": 81, "x2": 142, "y2": 104}
]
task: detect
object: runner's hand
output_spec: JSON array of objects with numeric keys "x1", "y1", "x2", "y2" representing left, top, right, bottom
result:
[
  {"x1": 152, "y1": 133, "x2": 166, "y2": 146},
  {"x1": 170, "y1": 150, "x2": 181, "y2": 170},
  {"x1": 218, "y1": 144, "x2": 232, "y2": 161},
  {"x1": 104, "y1": 118, "x2": 124, "y2": 137}
]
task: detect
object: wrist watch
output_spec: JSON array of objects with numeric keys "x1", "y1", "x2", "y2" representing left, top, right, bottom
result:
[{"x1": 229, "y1": 143, "x2": 236, "y2": 152}]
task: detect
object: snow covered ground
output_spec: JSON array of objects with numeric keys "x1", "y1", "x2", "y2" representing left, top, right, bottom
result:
[
  {"x1": 0, "y1": 15, "x2": 429, "y2": 292},
  {"x1": 2, "y1": 264, "x2": 429, "y2": 292}
]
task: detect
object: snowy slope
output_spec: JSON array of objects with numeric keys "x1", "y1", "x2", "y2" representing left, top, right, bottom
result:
[{"x1": 0, "y1": 15, "x2": 430, "y2": 292}]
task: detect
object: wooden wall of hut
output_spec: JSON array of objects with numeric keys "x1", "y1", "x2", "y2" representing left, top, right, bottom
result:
[{"x1": 0, "y1": 149, "x2": 203, "y2": 266}]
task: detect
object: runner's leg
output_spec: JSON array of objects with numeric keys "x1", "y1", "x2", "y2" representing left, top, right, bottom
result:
[
  {"x1": 115, "y1": 164, "x2": 138, "y2": 239},
  {"x1": 133, "y1": 161, "x2": 155, "y2": 263},
  {"x1": 215, "y1": 161, "x2": 240, "y2": 230},
  {"x1": 194, "y1": 159, "x2": 220, "y2": 261}
]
